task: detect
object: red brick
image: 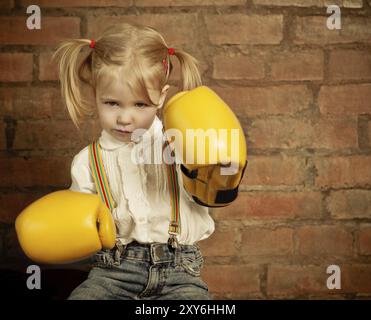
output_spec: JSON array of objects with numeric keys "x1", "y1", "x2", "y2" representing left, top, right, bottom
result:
[
  {"x1": 314, "y1": 155, "x2": 371, "y2": 188},
  {"x1": 205, "y1": 14, "x2": 283, "y2": 45},
  {"x1": 270, "y1": 50, "x2": 324, "y2": 81},
  {"x1": 0, "y1": 87, "x2": 63, "y2": 120},
  {"x1": 0, "y1": 17, "x2": 80, "y2": 45},
  {"x1": 297, "y1": 225, "x2": 353, "y2": 257},
  {"x1": 198, "y1": 229, "x2": 239, "y2": 257},
  {"x1": 0, "y1": 0, "x2": 14, "y2": 8},
  {"x1": 327, "y1": 190, "x2": 371, "y2": 219},
  {"x1": 241, "y1": 155, "x2": 307, "y2": 186},
  {"x1": 87, "y1": 15, "x2": 199, "y2": 47},
  {"x1": 341, "y1": 265, "x2": 371, "y2": 293},
  {"x1": 39, "y1": 52, "x2": 59, "y2": 81},
  {"x1": 359, "y1": 224, "x2": 371, "y2": 256},
  {"x1": 0, "y1": 156, "x2": 72, "y2": 188},
  {"x1": 21, "y1": 0, "x2": 133, "y2": 6},
  {"x1": 319, "y1": 84, "x2": 371, "y2": 115},
  {"x1": 329, "y1": 50, "x2": 371, "y2": 81},
  {"x1": 267, "y1": 265, "x2": 330, "y2": 296},
  {"x1": 294, "y1": 16, "x2": 371, "y2": 45},
  {"x1": 241, "y1": 227, "x2": 293, "y2": 256},
  {"x1": 136, "y1": 0, "x2": 245, "y2": 5},
  {"x1": 0, "y1": 88, "x2": 13, "y2": 118},
  {"x1": 212, "y1": 54, "x2": 264, "y2": 80},
  {"x1": 309, "y1": 116, "x2": 358, "y2": 149},
  {"x1": 253, "y1": 0, "x2": 362, "y2": 7},
  {"x1": 213, "y1": 191, "x2": 322, "y2": 220},
  {"x1": 0, "y1": 191, "x2": 46, "y2": 224},
  {"x1": 0, "y1": 53, "x2": 33, "y2": 82},
  {"x1": 0, "y1": 122, "x2": 6, "y2": 150},
  {"x1": 211, "y1": 85, "x2": 312, "y2": 117},
  {"x1": 13, "y1": 120, "x2": 99, "y2": 150},
  {"x1": 201, "y1": 265, "x2": 261, "y2": 293},
  {"x1": 250, "y1": 116, "x2": 357, "y2": 149}
]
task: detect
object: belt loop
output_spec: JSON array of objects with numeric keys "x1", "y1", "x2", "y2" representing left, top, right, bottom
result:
[
  {"x1": 113, "y1": 241, "x2": 126, "y2": 266},
  {"x1": 175, "y1": 245, "x2": 181, "y2": 266}
]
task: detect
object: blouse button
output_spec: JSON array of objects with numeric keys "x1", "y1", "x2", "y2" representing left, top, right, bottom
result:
[{"x1": 137, "y1": 217, "x2": 147, "y2": 224}]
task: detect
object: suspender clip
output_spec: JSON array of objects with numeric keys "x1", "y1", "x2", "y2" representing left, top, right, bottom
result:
[{"x1": 168, "y1": 234, "x2": 179, "y2": 249}]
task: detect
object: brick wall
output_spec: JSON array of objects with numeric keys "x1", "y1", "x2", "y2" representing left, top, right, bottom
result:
[{"x1": 0, "y1": 0, "x2": 371, "y2": 299}]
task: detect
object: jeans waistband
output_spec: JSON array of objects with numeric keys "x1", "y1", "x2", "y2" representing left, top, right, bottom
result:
[{"x1": 97, "y1": 241, "x2": 200, "y2": 266}]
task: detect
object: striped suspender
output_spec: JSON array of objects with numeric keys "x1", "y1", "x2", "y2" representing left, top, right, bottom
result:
[
  {"x1": 162, "y1": 129, "x2": 181, "y2": 248},
  {"x1": 88, "y1": 141, "x2": 117, "y2": 212},
  {"x1": 88, "y1": 132, "x2": 181, "y2": 248}
]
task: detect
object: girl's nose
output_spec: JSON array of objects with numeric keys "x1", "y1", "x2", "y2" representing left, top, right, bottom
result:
[{"x1": 117, "y1": 111, "x2": 132, "y2": 126}]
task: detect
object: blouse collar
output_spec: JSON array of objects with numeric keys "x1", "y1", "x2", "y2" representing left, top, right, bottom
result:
[{"x1": 99, "y1": 115, "x2": 163, "y2": 151}]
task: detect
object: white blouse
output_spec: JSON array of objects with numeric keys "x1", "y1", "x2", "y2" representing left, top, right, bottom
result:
[{"x1": 69, "y1": 116, "x2": 215, "y2": 246}]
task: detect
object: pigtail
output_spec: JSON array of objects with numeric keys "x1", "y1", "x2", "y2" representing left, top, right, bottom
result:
[
  {"x1": 52, "y1": 39, "x2": 94, "y2": 130},
  {"x1": 170, "y1": 49, "x2": 202, "y2": 91}
]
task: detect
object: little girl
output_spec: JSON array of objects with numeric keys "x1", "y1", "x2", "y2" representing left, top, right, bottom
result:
[{"x1": 52, "y1": 22, "x2": 215, "y2": 300}]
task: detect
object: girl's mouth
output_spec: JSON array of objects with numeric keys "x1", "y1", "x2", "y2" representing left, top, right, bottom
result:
[{"x1": 114, "y1": 129, "x2": 132, "y2": 135}]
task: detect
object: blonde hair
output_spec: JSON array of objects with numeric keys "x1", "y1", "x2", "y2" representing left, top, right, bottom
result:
[
  {"x1": 52, "y1": 22, "x2": 202, "y2": 129},
  {"x1": 52, "y1": 22, "x2": 203, "y2": 202}
]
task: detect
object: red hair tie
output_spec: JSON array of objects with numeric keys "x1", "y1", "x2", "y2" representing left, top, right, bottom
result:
[
  {"x1": 162, "y1": 48, "x2": 175, "y2": 73},
  {"x1": 89, "y1": 39, "x2": 95, "y2": 49}
]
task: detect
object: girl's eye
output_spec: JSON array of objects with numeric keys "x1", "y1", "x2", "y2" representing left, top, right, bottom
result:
[
  {"x1": 135, "y1": 102, "x2": 148, "y2": 108},
  {"x1": 105, "y1": 101, "x2": 119, "y2": 107},
  {"x1": 104, "y1": 101, "x2": 148, "y2": 108}
]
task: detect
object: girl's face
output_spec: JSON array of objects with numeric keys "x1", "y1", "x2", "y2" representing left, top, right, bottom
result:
[{"x1": 95, "y1": 74, "x2": 169, "y2": 142}]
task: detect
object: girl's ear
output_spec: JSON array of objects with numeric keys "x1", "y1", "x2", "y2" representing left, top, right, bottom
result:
[{"x1": 156, "y1": 84, "x2": 170, "y2": 109}]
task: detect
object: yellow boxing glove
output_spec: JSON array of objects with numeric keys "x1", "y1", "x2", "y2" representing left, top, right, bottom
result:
[
  {"x1": 15, "y1": 190, "x2": 116, "y2": 264},
  {"x1": 163, "y1": 86, "x2": 247, "y2": 207}
]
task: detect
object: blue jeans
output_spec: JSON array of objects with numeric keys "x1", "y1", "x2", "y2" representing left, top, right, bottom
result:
[{"x1": 68, "y1": 241, "x2": 211, "y2": 300}]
